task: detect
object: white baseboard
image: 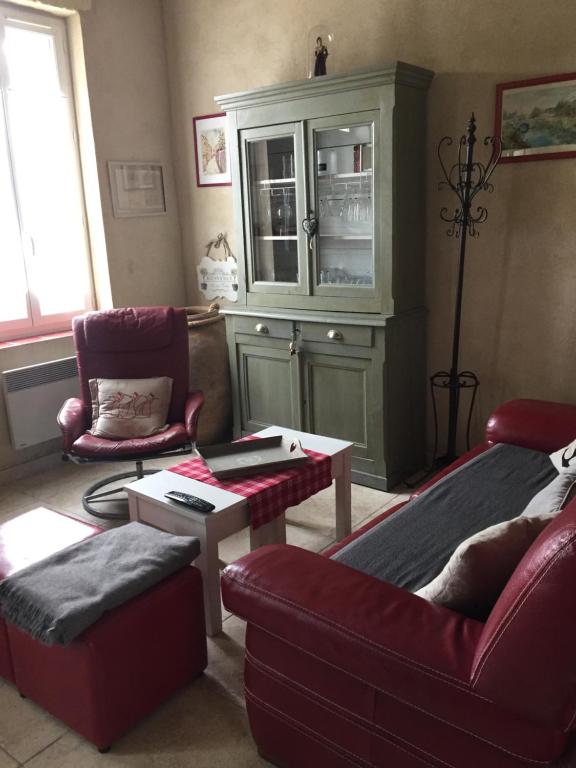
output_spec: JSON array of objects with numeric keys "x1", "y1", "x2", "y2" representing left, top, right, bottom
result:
[{"x1": 0, "y1": 451, "x2": 63, "y2": 487}]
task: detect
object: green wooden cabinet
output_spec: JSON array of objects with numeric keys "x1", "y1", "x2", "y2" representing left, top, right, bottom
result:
[{"x1": 217, "y1": 64, "x2": 433, "y2": 489}]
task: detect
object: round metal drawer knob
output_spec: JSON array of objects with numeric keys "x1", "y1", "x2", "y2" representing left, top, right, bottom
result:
[
  {"x1": 255, "y1": 323, "x2": 269, "y2": 334},
  {"x1": 327, "y1": 329, "x2": 343, "y2": 341}
]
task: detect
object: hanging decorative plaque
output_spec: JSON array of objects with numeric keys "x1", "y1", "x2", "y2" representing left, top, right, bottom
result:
[{"x1": 197, "y1": 233, "x2": 239, "y2": 302}]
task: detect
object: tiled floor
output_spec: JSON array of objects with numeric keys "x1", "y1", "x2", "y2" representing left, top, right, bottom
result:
[{"x1": 0, "y1": 457, "x2": 408, "y2": 767}]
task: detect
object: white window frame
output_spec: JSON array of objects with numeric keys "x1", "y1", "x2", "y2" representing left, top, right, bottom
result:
[{"x1": 0, "y1": 2, "x2": 94, "y2": 342}]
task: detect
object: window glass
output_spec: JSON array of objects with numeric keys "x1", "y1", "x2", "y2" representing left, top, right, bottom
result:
[
  {"x1": 0, "y1": 7, "x2": 93, "y2": 339},
  {"x1": 0, "y1": 99, "x2": 28, "y2": 322}
]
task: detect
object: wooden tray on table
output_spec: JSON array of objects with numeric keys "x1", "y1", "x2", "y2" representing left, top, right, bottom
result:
[{"x1": 197, "y1": 435, "x2": 309, "y2": 480}]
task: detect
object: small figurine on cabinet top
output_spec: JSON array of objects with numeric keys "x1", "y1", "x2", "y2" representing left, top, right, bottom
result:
[{"x1": 314, "y1": 36, "x2": 329, "y2": 76}]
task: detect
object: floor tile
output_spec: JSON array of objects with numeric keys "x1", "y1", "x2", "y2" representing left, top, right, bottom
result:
[
  {"x1": 208, "y1": 615, "x2": 247, "y2": 706},
  {"x1": 360, "y1": 491, "x2": 410, "y2": 524},
  {"x1": 286, "y1": 481, "x2": 396, "y2": 536},
  {"x1": 0, "y1": 681, "x2": 67, "y2": 763},
  {"x1": 0, "y1": 747, "x2": 17, "y2": 768},
  {"x1": 24, "y1": 675, "x2": 268, "y2": 768},
  {"x1": 0, "y1": 485, "x2": 40, "y2": 524}
]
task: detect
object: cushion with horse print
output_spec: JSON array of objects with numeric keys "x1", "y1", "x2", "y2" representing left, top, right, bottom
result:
[
  {"x1": 89, "y1": 377, "x2": 173, "y2": 440},
  {"x1": 550, "y1": 438, "x2": 576, "y2": 472}
]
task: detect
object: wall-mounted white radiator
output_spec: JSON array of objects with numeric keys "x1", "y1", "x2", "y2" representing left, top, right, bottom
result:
[{"x1": 2, "y1": 357, "x2": 79, "y2": 450}]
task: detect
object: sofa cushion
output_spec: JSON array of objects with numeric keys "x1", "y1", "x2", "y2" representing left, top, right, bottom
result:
[
  {"x1": 331, "y1": 443, "x2": 557, "y2": 591},
  {"x1": 416, "y1": 514, "x2": 553, "y2": 620},
  {"x1": 522, "y1": 466, "x2": 576, "y2": 517},
  {"x1": 89, "y1": 377, "x2": 172, "y2": 439}
]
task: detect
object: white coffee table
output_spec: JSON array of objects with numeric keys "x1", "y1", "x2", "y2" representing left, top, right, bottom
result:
[{"x1": 126, "y1": 426, "x2": 353, "y2": 635}]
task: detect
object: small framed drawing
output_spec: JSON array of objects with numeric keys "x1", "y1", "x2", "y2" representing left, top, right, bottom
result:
[
  {"x1": 496, "y1": 72, "x2": 576, "y2": 163},
  {"x1": 193, "y1": 113, "x2": 231, "y2": 187},
  {"x1": 108, "y1": 161, "x2": 166, "y2": 217}
]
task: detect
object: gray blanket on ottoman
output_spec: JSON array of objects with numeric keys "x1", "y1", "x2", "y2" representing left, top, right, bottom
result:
[
  {"x1": 332, "y1": 443, "x2": 556, "y2": 591},
  {"x1": 0, "y1": 522, "x2": 200, "y2": 646}
]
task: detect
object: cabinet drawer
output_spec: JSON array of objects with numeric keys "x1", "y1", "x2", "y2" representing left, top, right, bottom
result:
[
  {"x1": 233, "y1": 316, "x2": 293, "y2": 340},
  {"x1": 299, "y1": 322, "x2": 373, "y2": 347}
]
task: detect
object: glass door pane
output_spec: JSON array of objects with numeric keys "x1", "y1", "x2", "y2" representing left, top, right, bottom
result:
[
  {"x1": 243, "y1": 125, "x2": 307, "y2": 293},
  {"x1": 313, "y1": 120, "x2": 375, "y2": 292}
]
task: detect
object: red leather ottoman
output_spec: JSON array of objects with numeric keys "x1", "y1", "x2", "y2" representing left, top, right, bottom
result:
[
  {"x1": 0, "y1": 507, "x2": 100, "y2": 682},
  {"x1": 0, "y1": 507, "x2": 208, "y2": 752}
]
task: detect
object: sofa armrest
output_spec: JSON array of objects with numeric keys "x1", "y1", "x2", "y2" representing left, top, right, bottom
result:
[
  {"x1": 485, "y1": 399, "x2": 576, "y2": 453},
  {"x1": 222, "y1": 545, "x2": 483, "y2": 690},
  {"x1": 57, "y1": 397, "x2": 88, "y2": 453},
  {"x1": 184, "y1": 390, "x2": 204, "y2": 441}
]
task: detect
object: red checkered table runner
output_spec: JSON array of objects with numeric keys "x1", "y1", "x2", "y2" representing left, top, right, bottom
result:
[{"x1": 168, "y1": 436, "x2": 332, "y2": 529}]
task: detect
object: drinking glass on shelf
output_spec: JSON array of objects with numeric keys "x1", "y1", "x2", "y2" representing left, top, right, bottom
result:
[
  {"x1": 283, "y1": 188, "x2": 295, "y2": 234},
  {"x1": 281, "y1": 153, "x2": 295, "y2": 179},
  {"x1": 273, "y1": 188, "x2": 295, "y2": 236},
  {"x1": 358, "y1": 194, "x2": 371, "y2": 223},
  {"x1": 339, "y1": 191, "x2": 350, "y2": 222},
  {"x1": 327, "y1": 197, "x2": 341, "y2": 217}
]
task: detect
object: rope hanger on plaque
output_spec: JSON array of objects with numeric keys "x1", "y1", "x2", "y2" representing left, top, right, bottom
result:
[{"x1": 197, "y1": 233, "x2": 238, "y2": 302}]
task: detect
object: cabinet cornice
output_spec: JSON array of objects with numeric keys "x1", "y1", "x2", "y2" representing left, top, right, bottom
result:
[{"x1": 215, "y1": 63, "x2": 434, "y2": 112}]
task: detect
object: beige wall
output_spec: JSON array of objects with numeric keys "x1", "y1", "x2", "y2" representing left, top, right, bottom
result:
[
  {"x1": 163, "y1": 0, "x2": 576, "y2": 451},
  {"x1": 0, "y1": 0, "x2": 185, "y2": 473},
  {"x1": 80, "y1": 0, "x2": 186, "y2": 308}
]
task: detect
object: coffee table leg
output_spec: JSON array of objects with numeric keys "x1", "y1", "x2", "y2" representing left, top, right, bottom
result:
[
  {"x1": 335, "y1": 447, "x2": 352, "y2": 540},
  {"x1": 195, "y1": 531, "x2": 223, "y2": 636},
  {"x1": 249, "y1": 512, "x2": 286, "y2": 550},
  {"x1": 128, "y1": 495, "x2": 140, "y2": 522}
]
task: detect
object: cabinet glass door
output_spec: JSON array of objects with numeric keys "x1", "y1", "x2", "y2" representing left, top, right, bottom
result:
[
  {"x1": 241, "y1": 124, "x2": 308, "y2": 294},
  {"x1": 309, "y1": 113, "x2": 377, "y2": 296}
]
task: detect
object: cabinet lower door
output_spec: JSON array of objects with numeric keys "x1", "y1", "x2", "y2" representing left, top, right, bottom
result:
[
  {"x1": 237, "y1": 343, "x2": 301, "y2": 433},
  {"x1": 302, "y1": 351, "x2": 374, "y2": 457}
]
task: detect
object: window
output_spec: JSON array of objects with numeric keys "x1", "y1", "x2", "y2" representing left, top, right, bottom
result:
[{"x1": 0, "y1": 3, "x2": 93, "y2": 341}]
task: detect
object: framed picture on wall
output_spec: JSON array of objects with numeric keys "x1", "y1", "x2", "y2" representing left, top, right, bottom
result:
[
  {"x1": 108, "y1": 161, "x2": 167, "y2": 217},
  {"x1": 496, "y1": 72, "x2": 576, "y2": 163},
  {"x1": 193, "y1": 113, "x2": 231, "y2": 187}
]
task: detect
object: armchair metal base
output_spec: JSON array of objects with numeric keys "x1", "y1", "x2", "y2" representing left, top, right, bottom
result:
[
  {"x1": 82, "y1": 463, "x2": 159, "y2": 521},
  {"x1": 69, "y1": 446, "x2": 195, "y2": 521}
]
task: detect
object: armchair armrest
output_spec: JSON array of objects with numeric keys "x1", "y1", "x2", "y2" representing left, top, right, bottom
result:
[
  {"x1": 184, "y1": 390, "x2": 205, "y2": 441},
  {"x1": 485, "y1": 398, "x2": 576, "y2": 453},
  {"x1": 57, "y1": 397, "x2": 89, "y2": 453},
  {"x1": 222, "y1": 545, "x2": 483, "y2": 691}
]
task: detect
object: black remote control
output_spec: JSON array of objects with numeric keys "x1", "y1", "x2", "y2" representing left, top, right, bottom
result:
[{"x1": 164, "y1": 491, "x2": 215, "y2": 513}]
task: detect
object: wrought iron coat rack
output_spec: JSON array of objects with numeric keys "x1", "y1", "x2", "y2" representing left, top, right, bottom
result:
[{"x1": 431, "y1": 113, "x2": 501, "y2": 463}]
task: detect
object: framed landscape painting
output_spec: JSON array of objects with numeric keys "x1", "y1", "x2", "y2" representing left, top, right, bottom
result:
[
  {"x1": 193, "y1": 113, "x2": 231, "y2": 186},
  {"x1": 496, "y1": 72, "x2": 576, "y2": 163}
]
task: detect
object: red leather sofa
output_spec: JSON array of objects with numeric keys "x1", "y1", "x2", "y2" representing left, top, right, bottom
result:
[{"x1": 222, "y1": 399, "x2": 576, "y2": 768}]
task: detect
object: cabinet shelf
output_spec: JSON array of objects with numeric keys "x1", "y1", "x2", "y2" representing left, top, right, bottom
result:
[
  {"x1": 318, "y1": 234, "x2": 372, "y2": 240},
  {"x1": 318, "y1": 171, "x2": 372, "y2": 181},
  {"x1": 256, "y1": 178, "x2": 296, "y2": 185},
  {"x1": 256, "y1": 235, "x2": 297, "y2": 241}
]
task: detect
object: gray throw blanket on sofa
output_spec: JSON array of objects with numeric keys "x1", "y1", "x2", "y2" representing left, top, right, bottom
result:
[
  {"x1": 332, "y1": 443, "x2": 556, "y2": 592},
  {"x1": 0, "y1": 522, "x2": 200, "y2": 646}
]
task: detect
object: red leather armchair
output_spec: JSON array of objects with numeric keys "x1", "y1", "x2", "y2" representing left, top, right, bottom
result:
[
  {"x1": 58, "y1": 306, "x2": 204, "y2": 519},
  {"x1": 222, "y1": 399, "x2": 576, "y2": 768}
]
